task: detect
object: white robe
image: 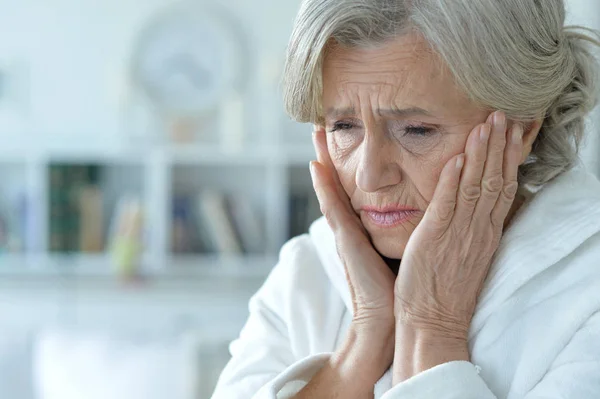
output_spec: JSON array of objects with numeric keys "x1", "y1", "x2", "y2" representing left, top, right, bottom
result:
[{"x1": 211, "y1": 167, "x2": 600, "y2": 398}]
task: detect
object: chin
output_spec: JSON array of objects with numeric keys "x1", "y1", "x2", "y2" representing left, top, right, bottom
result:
[
  {"x1": 370, "y1": 233, "x2": 408, "y2": 260},
  {"x1": 360, "y1": 212, "x2": 422, "y2": 260}
]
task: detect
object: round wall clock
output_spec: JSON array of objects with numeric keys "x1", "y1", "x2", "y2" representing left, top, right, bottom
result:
[{"x1": 130, "y1": 2, "x2": 246, "y2": 115}]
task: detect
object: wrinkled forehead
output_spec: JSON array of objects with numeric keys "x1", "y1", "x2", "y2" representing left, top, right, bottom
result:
[{"x1": 321, "y1": 34, "x2": 476, "y2": 121}]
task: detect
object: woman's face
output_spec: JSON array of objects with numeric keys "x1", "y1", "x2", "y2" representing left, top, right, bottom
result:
[{"x1": 322, "y1": 34, "x2": 491, "y2": 259}]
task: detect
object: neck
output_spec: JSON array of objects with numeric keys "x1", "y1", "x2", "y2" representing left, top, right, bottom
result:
[{"x1": 382, "y1": 254, "x2": 400, "y2": 275}]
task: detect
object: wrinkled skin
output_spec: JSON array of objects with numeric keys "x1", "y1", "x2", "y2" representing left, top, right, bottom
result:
[{"x1": 311, "y1": 33, "x2": 541, "y2": 340}]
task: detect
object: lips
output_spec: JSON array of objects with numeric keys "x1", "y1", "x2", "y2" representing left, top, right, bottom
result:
[{"x1": 361, "y1": 206, "x2": 420, "y2": 228}]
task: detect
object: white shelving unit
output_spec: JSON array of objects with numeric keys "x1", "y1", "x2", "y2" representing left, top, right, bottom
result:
[
  {"x1": 0, "y1": 0, "x2": 319, "y2": 282},
  {"x1": 0, "y1": 135, "x2": 318, "y2": 280}
]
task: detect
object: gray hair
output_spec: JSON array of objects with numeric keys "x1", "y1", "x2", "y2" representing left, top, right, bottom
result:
[{"x1": 283, "y1": 0, "x2": 600, "y2": 188}]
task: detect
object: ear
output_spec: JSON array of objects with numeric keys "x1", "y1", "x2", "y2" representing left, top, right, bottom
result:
[{"x1": 520, "y1": 119, "x2": 543, "y2": 165}]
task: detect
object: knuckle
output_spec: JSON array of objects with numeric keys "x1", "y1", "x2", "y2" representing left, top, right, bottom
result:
[
  {"x1": 503, "y1": 181, "x2": 519, "y2": 199},
  {"x1": 493, "y1": 140, "x2": 506, "y2": 152},
  {"x1": 459, "y1": 184, "x2": 481, "y2": 204},
  {"x1": 491, "y1": 215, "x2": 505, "y2": 230},
  {"x1": 433, "y1": 201, "x2": 454, "y2": 223},
  {"x1": 482, "y1": 175, "x2": 504, "y2": 194}
]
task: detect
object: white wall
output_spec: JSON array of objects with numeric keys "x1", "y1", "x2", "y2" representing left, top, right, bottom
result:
[
  {"x1": 0, "y1": 0, "x2": 596, "y2": 165},
  {"x1": 565, "y1": 0, "x2": 600, "y2": 175},
  {"x1": 0, "y1": 0, "x2": 302, "y2": 145}
]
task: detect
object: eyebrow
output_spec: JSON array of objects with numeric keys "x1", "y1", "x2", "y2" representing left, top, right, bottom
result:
[{"x1": 325, "y1": 106, "x2": 434, "y2": 119}]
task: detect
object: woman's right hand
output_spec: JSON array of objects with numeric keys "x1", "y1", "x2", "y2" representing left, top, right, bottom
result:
[
  {"x1": 294, "y1": 127, "x2": 395, "y2": 398},
  {"x1": 309, "y1": 126, "x2": 396, "y2": 377}
]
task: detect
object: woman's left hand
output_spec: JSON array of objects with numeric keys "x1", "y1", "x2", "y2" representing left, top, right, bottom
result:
[{"x1": 394, "y1": 111, "x2": 524, "y2": 344}]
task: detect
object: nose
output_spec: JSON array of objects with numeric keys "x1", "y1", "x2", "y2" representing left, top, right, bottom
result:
[{"x1": 355, "y1": 128, "x2": 402, "y2": 193}]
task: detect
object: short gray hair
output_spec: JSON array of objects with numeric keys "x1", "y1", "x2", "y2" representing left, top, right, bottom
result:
[{"x1": 283, "y1": 0, "x2": 600, "y2": 188}]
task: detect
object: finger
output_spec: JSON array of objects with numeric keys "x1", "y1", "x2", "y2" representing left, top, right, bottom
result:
[
  {"x1": 312, "y1": 127, "x2": 356, "y2": 216},
  {"x1": 313, "y1": 126, "x2": 343, "y2": 192},
  {"x1": 310, "y1": 161, "x2": 360, "y2": 233},
  {"x1": 313, "y1": 126, "x2": 334, "y2": 169},
  {"x1": 421, "y1": 153, "x2": 465, "y2": 237},
  {"x1": 311, "y1": 160, "x2": 395, "y2": 317},
  {"x1": 491, "y1": 123, "x2": 523, "y2": 228},
  {"x1": 476, "y1": 111, "x2": 507, "y2": 215},
  {"x1": 453, "y1": 123, "x2": 491, "y2": 224}
]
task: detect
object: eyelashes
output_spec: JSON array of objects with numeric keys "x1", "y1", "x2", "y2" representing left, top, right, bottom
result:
[
  {"x1": 330, "y1": 121, "x2": 357, "y2": 132},
  {"x1": 329, "y1": 120, "x2": 436, "y2": 137},
  {"x1": 404, "y1": 125, "x2": 435, "y2": 137}
]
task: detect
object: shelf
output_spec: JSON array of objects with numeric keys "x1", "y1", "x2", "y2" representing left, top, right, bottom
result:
[
  {"x1": 0, "y1": 140, "x2": 318, "y2": 283},
  {"x1": 167, "y1": 254, "x2": 276, "y2": 278},
  {"x1": 168, "y1": 145, "x2": 317, "y2": 165},
  {"x1": 0, "y1": 146, "x2": 147, "y2": 165},
  {"x1": 0, "y1": 253, "x2": 113, "y2": 277},
  {"x1": 0, "y1": 144, "x2": 317, "y2": 166},
  {"x1": 46, "y1": 148, "x2": 147, "y2": 164},
  {"x1": 0, "y1": 153, "x2": 30, "y2": 164},
  {"x1": 0, "y1": 253, "x2": 275, "y2": 280},
  {"x1": 167, "y1": 145, "x2": 275, "y2": 165}
]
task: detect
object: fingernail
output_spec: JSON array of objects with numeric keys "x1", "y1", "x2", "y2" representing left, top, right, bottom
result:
[
  {"x1": 456, "y1": 154, "x2": 465, "y2": 169},
  {"x1": 494, "y1": 111, "x2": 505, "y2": 128},
  {"x1": 480, "y1": 124, "x2": 491, "y2": 142},
  {"x1": 512, "y1": 123, "x2": 523, "y2": 145}
]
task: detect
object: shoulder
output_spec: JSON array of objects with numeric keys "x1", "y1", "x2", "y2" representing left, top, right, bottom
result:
[
  {"x1": 263, "y1": 233, "x2": 328, "y2": 299},
  {"x1": 269, "y1": 217, "x2": 341, "y2": 298},
  {"x1": 250, "y1": 232, "x2": 345, "y2": 354}
]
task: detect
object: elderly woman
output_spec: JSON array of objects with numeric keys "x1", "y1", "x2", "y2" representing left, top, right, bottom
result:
[{"x1": 212, "y1": 1, "x2": 600, "y2": 398}]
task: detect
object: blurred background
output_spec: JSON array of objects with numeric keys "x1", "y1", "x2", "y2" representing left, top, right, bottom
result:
[{"x1": 0, "y1": 0, "x2": 597, "y2": 398}]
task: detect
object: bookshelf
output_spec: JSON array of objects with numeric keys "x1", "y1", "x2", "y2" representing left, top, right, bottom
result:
[
  {"x1": 0, "y1": 136, "x2": 320, "y2": 281},
  {"x1": 0, "y1": 0, "x2": 320, "y2": 282}
]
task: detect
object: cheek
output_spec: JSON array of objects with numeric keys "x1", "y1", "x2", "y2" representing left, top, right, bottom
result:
[
  {"x1": 418, "y1": 136, "x2": 468, "y2": 202},
  {"x1": 327, "y1": 136, "x2": 359, "y2": 195},
  {"x1": 418, "y1": 162, "x2": 445, "y2": 202},
  {"x1": 331, "y1": 130, "x2": 362, "y2": 154}
]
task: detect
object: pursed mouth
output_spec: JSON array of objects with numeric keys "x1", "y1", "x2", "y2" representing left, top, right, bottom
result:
[{"x1": 363, "y1": 209, "x2": 418, "y2": 227}]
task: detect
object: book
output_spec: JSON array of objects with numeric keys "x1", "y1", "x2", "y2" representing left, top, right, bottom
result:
[
  {"x1": 226, "y1": 195, "x2": 264, "y2": 254},
  {"x1": 195, "y1": 190, "x2": 242, "y2": 255},
  {"x1": 49, "y1": 164, "x2": 102, "y2": 253},
  {"x1": 48, "y1": 165, "x2": 68, "y2": 252},
  {"x1": 195, "y1": 207, "x2": 217, "y2": 254},
  {"x1": 108, "y1": 195, "x2": 144, "y2": 278},
  {"x1": 78, "y1": 185, "x2": 104, "y2": 253},
  {"x1": 171, "y1": 194, "x2": 197, "y2": 253}
]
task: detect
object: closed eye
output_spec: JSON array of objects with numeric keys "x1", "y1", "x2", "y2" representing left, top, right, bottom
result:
[
  {"x1": 405, "y1": 125, "x2": 435, "y2": 136},
  {"x1": 330, "y1": 121, "x2": 356, "y2": 132}
]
